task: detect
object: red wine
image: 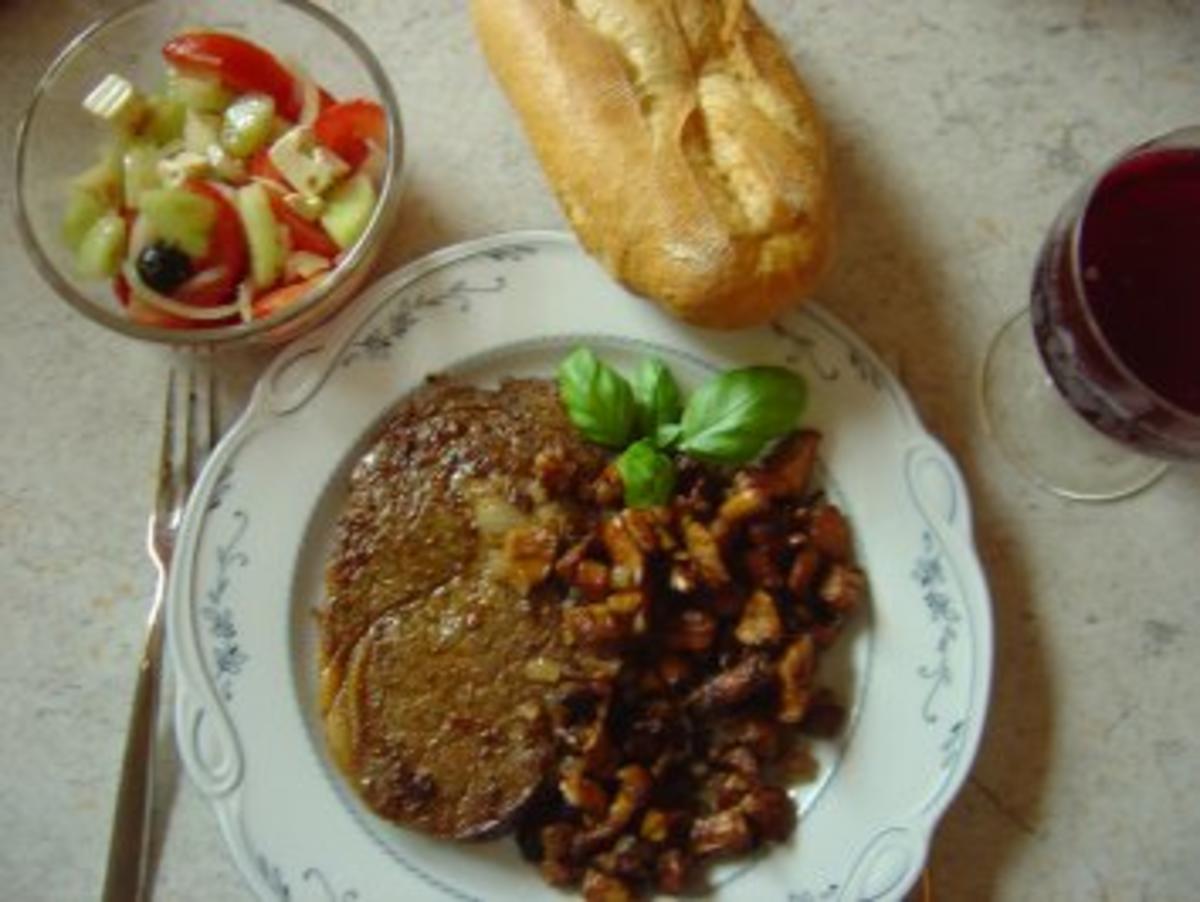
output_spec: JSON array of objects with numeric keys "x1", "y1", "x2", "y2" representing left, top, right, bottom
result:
[
  {"x1": 1032, "y1": 143, "x2": 1200, "y2": 458},
  {"x1": 1081, "y1": 148, "x2": 1200, "y2": 414}
]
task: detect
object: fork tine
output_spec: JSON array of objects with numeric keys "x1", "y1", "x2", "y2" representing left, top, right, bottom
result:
[
  {"x1": 154, "y1": 369, "x2": 178, "y2": 527},
  {"x1": 181, "y1": 364, "x2": 197, "y2": 497},
  {"x1": 201, "y1": 352, "x2": 219, "y2": 460}
]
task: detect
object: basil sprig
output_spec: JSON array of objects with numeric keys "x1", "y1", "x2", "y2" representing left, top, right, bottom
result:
[
  {"x1": 557, "y1": 347, "x2": 807, "y2": 507},
  {"x1": 615, "y1": 439, "x2": 677, "y2": 508},
  {"x1": 631, "y1": 357, "x2": 683, "y2": 440},
  {"x1": 678, "y1": 367, "x2": 808, "y2": 463},
  {"x1": 557, "y1": 347, "x2": 636, "y2": 448}
]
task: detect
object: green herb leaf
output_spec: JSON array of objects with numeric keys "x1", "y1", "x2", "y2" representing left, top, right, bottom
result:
[
  {"x1": 679, "y1": 366, "x2": 807, "y2": 464},
  {"x1": 615, "y1": 438, "x2": 677, "y2": 508},
  {"x1": 632, "y1": 357, "x2": 683, "y2": 439},
  {"x1": 654, "y1": 422, "x2": 683, "y2": 449},
  {"x1": 557, "y1": 346, "x2": 636, "y2": 448}
]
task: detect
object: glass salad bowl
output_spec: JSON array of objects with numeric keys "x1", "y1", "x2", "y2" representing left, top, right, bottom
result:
[{"x1": 14, "y1": 0, "x2": 404, "y2": 348}]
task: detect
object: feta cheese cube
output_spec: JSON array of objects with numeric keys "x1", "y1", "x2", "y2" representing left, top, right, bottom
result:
[
  {"x1": 83, "y1": 74, "x2": 146, "y2": 131},
  {"x1": 267, "y1": 126, "x2": 349, "y2": 197}
]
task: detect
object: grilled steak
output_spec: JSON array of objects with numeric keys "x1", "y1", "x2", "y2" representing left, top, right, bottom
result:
[{"x1": 319, "y1": 379, "x2": 608, "y2": 838}]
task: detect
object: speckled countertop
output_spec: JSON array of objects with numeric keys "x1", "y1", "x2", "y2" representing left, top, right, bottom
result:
[{"x1": 2, "y1": 1, "x2": 1199, "y2": 899}]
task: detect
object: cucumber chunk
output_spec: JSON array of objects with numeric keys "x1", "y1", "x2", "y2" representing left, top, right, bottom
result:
[
  {"x1": 320, "y1": 173, "x2": 377, "y2": 250},
  {"x1": 167, "y1": 69, "x2": 233, "y2": 114},
  {"x1": 144, "y1": 94, "x2": 187, "y2": 145},
  {"x1": 236, "y1": 183, "x2": 283, "y2": 289},
  {"x1": 183, "y1": 110, "x2": 221, "y2": 155},
  {"x1": 221, "y1": 94, "x2": 276, "y2": 158},
  {"x1": 76, "y1": 214, "x2": 127, "y2": 278},
  {"x1": 62, "y1": 189, "x2": 110, "y2": 251},
  {"x1": 123, "y1": 143, "x2": 161, "y2": 209},
  {"x1": 73, "y1": 143, "x2": 125, "y2": 207},
  {"x1": 139, "y1": 187, "x2": 217, "y2": 258}
]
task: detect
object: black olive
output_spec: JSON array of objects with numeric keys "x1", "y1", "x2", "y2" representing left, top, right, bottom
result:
[{"x1": 136, "y1": 241, "x2": 194, "y2": 294}]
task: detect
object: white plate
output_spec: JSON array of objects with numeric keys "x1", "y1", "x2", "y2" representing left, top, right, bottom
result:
[{"x1": 168, "y1": 231, "x2": 993, "y2": 902}]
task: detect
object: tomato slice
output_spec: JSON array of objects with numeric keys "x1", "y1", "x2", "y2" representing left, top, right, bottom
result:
[
  {"x1": 174, "y1": 181, "x2": 248, "y2": 307},
  {"x1": 163, "y1": 32, "x2": 304, "y2": 121},
  {"x1": 113, "y1": 273, "x2": 132, "y2": 307},
  {"x1": 252, "y1": 276, "x2": 323, "y2": 319},
  {"x1": 266, "y1": 190, "x2": 340, "y2": 257},
  {"x1": 313, "y1": 99, "x2": 386, "y2": 168}
]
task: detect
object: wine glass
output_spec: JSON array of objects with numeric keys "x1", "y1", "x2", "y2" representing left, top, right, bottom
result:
[{"x1": 981, "y1": 125, "x2": 1200, "y2": 501}]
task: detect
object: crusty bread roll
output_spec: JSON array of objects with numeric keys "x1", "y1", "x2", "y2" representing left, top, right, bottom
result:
[{"x1": 471, "y1": 0, "x2": 834, "y2": 328}]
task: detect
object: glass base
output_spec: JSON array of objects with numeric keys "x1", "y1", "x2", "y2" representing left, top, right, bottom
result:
[{"x1": 981, "y1": 309, "x2": 1168, "y2": 501}]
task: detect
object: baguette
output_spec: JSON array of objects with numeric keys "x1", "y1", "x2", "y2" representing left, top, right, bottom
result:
[{"x1": 471, "y1": 0, "x2": 834, "y2": 328}]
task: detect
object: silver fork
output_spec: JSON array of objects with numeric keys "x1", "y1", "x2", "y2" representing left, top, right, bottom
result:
[{"x1": 102, "y1": 359, "x2": 218, "y2": 902}]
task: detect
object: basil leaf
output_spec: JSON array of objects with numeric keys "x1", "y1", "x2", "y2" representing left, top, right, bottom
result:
[
  {"x1": 557, "y1": 346, "x2": 636, "y2": 448},
  {"x1": 654, "y1": 422, "x2": 683, "y2": 449},
  {"x1": 679, "y1": 366, "x2": 807, "y2": 463},
  {"x1": 615, "y1": 438, "x2": 677, "y2": 508},
  {"x1": 632, "y1": 357, "x2": 683, "y2": 439}
]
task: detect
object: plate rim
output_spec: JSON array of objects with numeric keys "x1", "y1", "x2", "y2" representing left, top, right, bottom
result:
[{"x1": 167, "y1": 228, "x2": 994, "y2": 902}]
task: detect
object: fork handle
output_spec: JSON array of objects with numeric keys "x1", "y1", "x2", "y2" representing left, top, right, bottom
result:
[{"x1": 102, "y1": 580, "x2": 165, "y2": 902}]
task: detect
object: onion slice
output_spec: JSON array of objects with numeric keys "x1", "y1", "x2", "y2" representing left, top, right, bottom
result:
[
  {"x1": 287, "y1": 59, "x2": 321, "y2": 127},
  {"x1": 236, "y1": 280, "x2": 255, "y2": 323},
  {"x1": 128, "y1": 214, "x2": 156, "y2": 260},
  {"x1": 122, "y1": 262, "x2": 244, "y2": 322},
  {"x1": 177, "y1": 264, "x2": 230, "y2": 296}
]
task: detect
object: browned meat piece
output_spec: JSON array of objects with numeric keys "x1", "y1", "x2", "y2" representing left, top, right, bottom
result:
[
  {"x1": 743, "y1": 544, "x2": 785, "y2": 590},
  {"x1": 591, "y1": 835, "x2": 658, "y2": 885},
  {"x1": 656, "y1": 848, "x2": 689, "y2": 894},
  {"x1": 668, "y1": 559, "x2": 700, "y2": 595},
  {"x1": 801, "y1": 689, "x2": 848, "y2": 737},
  {"x1": 619, "y1": 507, "x2": 669, "y2": 554},
  {"x1": 572, "y1": 764, "x2": 654, "y2": 855},
  {"x1": 809, "y1": 502, "x2": 852, "y2": 560},
  {"x1": 740, "y1": 785, "x2": 796, "y2": 841},
  {"x1": 582, "y1": 869, "x2": 635, "y2": 902},
  {"x1": 786, "y1": 546, "x2": 821, "y2": 598},
  {"x1": 711, "y1": 770, "x2": 755, "y2": 808},
  {"x1": 510, "y1": 425, "x2": 864, "y2": 896},
  {"x1": 717, "y1": 745, "x2": 762, "y2": 779},
  {"x1": 820, "y1": 562, "x2": 867, "y2": 613},
  {"x1": 687, "y1": 654, "x2": 774, "y2": 714},
  {"x1": 320, "y1": 380, "x2": 608, "y2": 838},
  {"x1": 573, "y1": 560, "x2": 611, "y2": 600},
  {"x1": 559, "y1": 760, "x2": 610, "y2": 818},
  {"x1": 639, "y1": 809, "x2": 670, "y2": 844},
  {"x1": 588, "y1": 464, "x2": 624, "y2": 508},
  {"x1": 711, "y1": 484, "x2": 770, "y2": 543},
  {"x1": 753, "y1": 430, "x2": 820, "y2": 498},
  {"x1": 555, "y1": 533, "x2": 597, "y2": 582},
  {"x1": 564, "y1": 603, "x2": 626, "y2": 648},
  {"x1": 777, "y1": 635, "x2": 816, "y2": 723},
  {"x1": 734, "y1": 590, "x2": 784, "y2": 646},
  {"x1": 540, "y1": 857, "x2": 579, "y2": 888},
  {"x1": 601, "y1": 515, "x2": 646, "y2": 589},
  {"x1": 502, "y1": 524, "x2": 559, "y2": 593},
  {"x1": 712, "y1": 716, "x2": 783, "y2": 762},
  {"x1": 683, "y1": 519, "x2": 730, "y2": 586},
  {"x1": 666, "y1": 609, "x2": 718, "y2": 652},
  {"x1": 690, "y1": 808, "x2": 753, "y2": 858}
]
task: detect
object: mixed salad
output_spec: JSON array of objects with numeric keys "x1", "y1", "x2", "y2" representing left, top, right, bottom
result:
[{"x1": 62, "y1": 31, "x2": 388, "y2": 329}]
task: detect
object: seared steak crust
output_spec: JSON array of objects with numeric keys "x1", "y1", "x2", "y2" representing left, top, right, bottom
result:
[{"x1": 320, "y1": 379, "x2": 607, "y2": 838}]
